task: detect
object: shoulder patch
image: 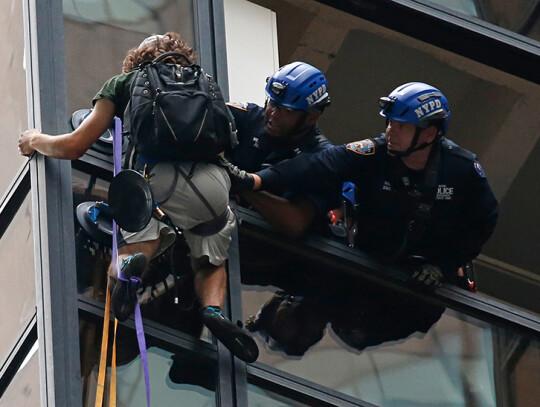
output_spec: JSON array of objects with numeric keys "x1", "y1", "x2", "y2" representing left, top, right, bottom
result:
[
  {"x1": 226, "y1": 101, "x2": 248, "y2": 111},
  {"x1": 474, "y1": 161, "x2": 486, "y2": 178},
  {"x1": 346, "y1": 139, "x2": 375, "y2": 155}
]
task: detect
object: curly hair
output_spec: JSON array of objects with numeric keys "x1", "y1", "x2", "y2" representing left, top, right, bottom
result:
[{"x1": 122, "y1": 32, "x2": 197, "y2": 73}]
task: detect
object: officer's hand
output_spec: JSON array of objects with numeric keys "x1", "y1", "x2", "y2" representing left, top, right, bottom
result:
[
  {"x1": 215, "y1": 156, "x2": 255, "y2": 194},
  {"x1": 410, "y1": 263, "x2": 444, "y2": 290}
]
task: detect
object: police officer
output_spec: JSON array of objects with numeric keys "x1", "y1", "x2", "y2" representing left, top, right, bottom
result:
[
  {"x1": 226, "y1": 61, "x2": 341, "y2": 237},
  {"x1": 228, "y1": 82, "x2": 499, "y2": 288}
]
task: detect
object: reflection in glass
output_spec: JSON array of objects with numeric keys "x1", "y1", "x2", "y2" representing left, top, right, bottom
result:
[
  {"x1": 424, "y1": 0, "x2": 540, "y2": 42},
  {"x1": 243, "y1": 269, "x2": 540, "y2": 407},
  {"x1": 0, "y1": 343, "x2": 40, "y2": 407},
  {"x1": 63, "y1": 0, "x2": 196, "y2": 115},
  {"x1": 0, "y1": 195, "x2": 35, "y2": 366},
  {"x1": 0, "y1": 0, "x2": 29, "y2": 197},
  {"x1": 79, "y1": 314, "x2": 216, "y2": 406}
]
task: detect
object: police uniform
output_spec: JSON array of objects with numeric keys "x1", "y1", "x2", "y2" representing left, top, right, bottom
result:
[
  {"x1": 226, "y1": 102, "x2": 340, "y2": 219},
  {"x1": 257, "y1": 136, "x2": 499, "y2": 275}
]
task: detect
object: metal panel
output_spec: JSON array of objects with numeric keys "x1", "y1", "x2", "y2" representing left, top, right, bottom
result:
[{"x1": 27, "y1": 0, "x2": 83, "y2": 406}]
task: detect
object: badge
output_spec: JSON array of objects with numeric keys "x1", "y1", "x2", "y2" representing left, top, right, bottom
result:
[
  {"x1": 474, "y1": 161, "x2": 486, "y2": 178},
  {"x1": 346, "y1": 139, "x2": 375, "y2": 155},
  {"x1": 226, "y1": 101, "x2": 248, "y2": 111}
]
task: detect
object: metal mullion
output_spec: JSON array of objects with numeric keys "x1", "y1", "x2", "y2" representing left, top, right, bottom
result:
[
  {"x1": 0, "y1": 314, "x2": 38, "y2": 397},
  {"x1": 195, "y1": 0, "x2": 216, "y2": 77},
  {"x1": 247, "y1": 363, "x2": 377, "y2": 407},
  {"x1": 0, "y1": 168, "x2": 31, "y2": 240},
  {"x1": 29, "y1": 0, "x2": 82, "y2": 405},
  {"x1": 196, "y1": 1, "x2": 246, "y2": 405},
  {"x1": 225, "y1": 200, "x2": 249, "y2": 407}
]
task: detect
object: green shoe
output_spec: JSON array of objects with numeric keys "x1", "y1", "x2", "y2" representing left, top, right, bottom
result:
[{"x1": 201, "y1": 306, "x2": 259, "y2": 363}]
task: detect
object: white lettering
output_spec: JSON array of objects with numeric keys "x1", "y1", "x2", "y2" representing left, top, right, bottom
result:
[
  {"x1": 422, "y1": 104, "x2": 430, "y2": 113},
  {"x1": 428, "y1": 101, "x2": 436, "y2": 110},
  {"x1": 435, "y1": 99, "x2": 442, "y2": 108},
  {"x1": 306, "y1": 84, "x2": 327, "y2": 106},
  {"x1": 415, "y1": 107, "x2": 424, "y2": 118}
]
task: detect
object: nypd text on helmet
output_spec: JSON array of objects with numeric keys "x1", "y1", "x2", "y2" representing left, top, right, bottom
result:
[
  {"x1": 306, "y1": 84, "x2": 327, "y2": 106},
  {"x1": 415, "y1": 99, "x2": 442, "y2": 118}
]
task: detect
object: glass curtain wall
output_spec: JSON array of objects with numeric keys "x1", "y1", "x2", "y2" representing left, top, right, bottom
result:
[
  {"x1": 0, "y1": 0, "x2": 38, "y2": 402},
  {"x1": 55, "y1": 0, "x2": 540, "y2": 406},
  {"x1": 0, "y1": 0, "x2": 29, "y2": 197}
]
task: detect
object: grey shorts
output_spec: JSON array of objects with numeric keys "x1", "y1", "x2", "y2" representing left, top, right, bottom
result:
[{"x1": 120, "y1": 161, "x2": 235, "y2": 266}]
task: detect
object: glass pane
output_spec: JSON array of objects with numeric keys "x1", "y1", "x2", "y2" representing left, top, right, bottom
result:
[
  {"x1": 0, "y1": 343, "x2": 41, "y2": 407},
  {"x1": 0, "y1": 0, "x2": 29, "y2": 197},
  {"x1": 242, "y1": 0, "x2": 540, "y2": 313},
  {"x1": 425, "y1": 0, "x2": 540, "y2": 43},
  {"x1": 242, "y1": 246, "x2": 540, "y2": 407},
  {"x1": 63, "y1": 0, "x2": 196, "y2": 115},
  {"x1": 248, "y1": 383, "x2": 311, "y2": 406},
  {"x1": 0, "y1": 194, "x2": 36, "y2": 366},
  {"x1": 79, "y1": 314, "x2": 216, "y2": 406}
]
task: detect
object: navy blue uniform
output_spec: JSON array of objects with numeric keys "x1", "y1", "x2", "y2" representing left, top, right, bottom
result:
[
  {"x1": 257, "y1": 136, "x2": 499, "y2": 275},
  {"x1": 226, "y1": 102, "x2": 340, "y2": 217}
]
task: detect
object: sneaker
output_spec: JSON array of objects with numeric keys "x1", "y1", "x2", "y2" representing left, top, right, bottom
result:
[
  {"x1": 201, "y1": 306, "x2": 259, "y2": 363},
  {"x1": 111, "y1": 253, "x2": 148, "y2": 321}
]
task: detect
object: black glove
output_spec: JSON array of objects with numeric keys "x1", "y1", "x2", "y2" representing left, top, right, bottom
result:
[
  {"x1": 410, "y1": 263, "x2": 444, "y2": 289},
  {"x1": 214, "y1": 156, "x2": 255, "y2": 194}
]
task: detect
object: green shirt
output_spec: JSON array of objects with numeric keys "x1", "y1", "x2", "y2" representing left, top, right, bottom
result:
[{"x1": 92, "y1": 70, "x2": 138, "y2": 119}]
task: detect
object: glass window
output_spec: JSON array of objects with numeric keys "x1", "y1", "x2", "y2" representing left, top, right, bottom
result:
[
  {"x1": 0, "y1": 194, "x2": 36, "y2": 366},
  {"x1": 0, "y1": 0, "x2": 29, "y2": 198},
  {"x1": 0, "y1": 342, "x2": 40, "y2": 407},
  {"x1": 242, "y1": 263, "x2": 540, "y2": 407},
  {"x1": 425, "y1": 0, "x2": 540, "y2": 43},
  {"x1": 79, "y1": 314, "x2": 216, "y2": 406},
  {"x1": 62, "y1": 0, "x2": 196, "y2": 116},
  {"x1": 240, "y1": 0, "x2": 540, "y2": 314}
]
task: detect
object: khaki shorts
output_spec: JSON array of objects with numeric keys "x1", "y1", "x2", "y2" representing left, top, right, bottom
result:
[{"x1": 120, "y1": 161, "x2": 234, "y2": 266}]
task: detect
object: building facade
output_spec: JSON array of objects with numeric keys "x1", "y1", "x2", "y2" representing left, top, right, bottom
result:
[{"x1": 1, "y1": 0, "x2": 540, "y2": 406}]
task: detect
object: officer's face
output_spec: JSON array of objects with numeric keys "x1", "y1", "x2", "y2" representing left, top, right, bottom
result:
[
  {"x1": 264, "y1": 101, "x2": 307, "y2": 138},
  {"x1": 385, "y1": 120, "x2": 418, "y2": 152}
]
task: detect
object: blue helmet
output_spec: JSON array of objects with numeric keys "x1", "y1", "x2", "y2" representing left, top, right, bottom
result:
[
  {"x1": 379, "y1": 82, "x2": 450, "y2": 136},
  {"x1": 266, "y1": 62, "x2": 330, "y2": 111}
]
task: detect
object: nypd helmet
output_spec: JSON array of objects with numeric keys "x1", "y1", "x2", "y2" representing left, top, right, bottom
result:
[
  {"x1": 266, "y1": 62, "x2": 330, "y2": 111},
  {"x1": 379, "y1": 82, "x2": 450, "y2": 136}
]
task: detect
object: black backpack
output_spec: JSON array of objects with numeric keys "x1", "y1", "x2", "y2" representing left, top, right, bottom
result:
[{"x1": 124, "y1": 51, "x2": 237, "y2": 162}]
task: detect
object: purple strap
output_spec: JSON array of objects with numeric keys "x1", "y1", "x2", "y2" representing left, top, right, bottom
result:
[{"x1": 112, "y1": 117, "x2": 151, "y2": 406}]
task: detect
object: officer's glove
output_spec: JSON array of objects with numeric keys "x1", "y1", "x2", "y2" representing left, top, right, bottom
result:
[
  {"x1": 410, "y1": 263, "x2": 444, "y2": 290},
  {"x1": 407, "y1": 256, "x2": 443, "y2": 290},
  {"x1": 214, "y1": 156, "x2": 255, "y2": 194}
]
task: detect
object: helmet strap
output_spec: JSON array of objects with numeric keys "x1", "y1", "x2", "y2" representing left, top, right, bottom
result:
[{"x1": 387, "y1": 126, "x2": 437, "y2": 157}]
